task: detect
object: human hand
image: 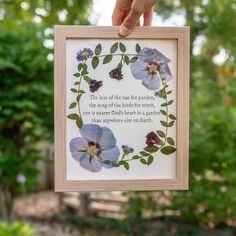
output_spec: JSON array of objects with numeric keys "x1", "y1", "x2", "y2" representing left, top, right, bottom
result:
[{"x1": 112, "y1": 0, "x2": 157, "y2": 37}]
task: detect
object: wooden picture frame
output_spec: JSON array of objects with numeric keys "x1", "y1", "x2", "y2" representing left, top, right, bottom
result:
[{"x1": 54, "y1": 26, "x2": 189, "y2": 192}]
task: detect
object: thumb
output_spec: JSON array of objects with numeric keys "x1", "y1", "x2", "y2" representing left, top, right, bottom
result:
[{"x1": 119, "y1": 6, "x2": 143, "y2": 36}]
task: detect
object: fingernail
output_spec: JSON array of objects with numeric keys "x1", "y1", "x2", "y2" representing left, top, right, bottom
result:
[{"x1": 119, "y1": 26, "x2": 130, "y2": 37}]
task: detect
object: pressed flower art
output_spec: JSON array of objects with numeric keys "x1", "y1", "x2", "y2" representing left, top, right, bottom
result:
[{"x1": 67, "y1": 42, "x2": 177, "y2": 173}]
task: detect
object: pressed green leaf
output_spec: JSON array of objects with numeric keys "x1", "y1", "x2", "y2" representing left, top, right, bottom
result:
[
  {"x1": 81, "y1": 70, "x2": 88, "y2": 75},
  {"x1": 168, "y1": 121, "x2": 175, "y2": 127},
  {"x1": 76, "y1": 94, "x2": 82, "y2": 103},
  {"x1": 117, "y1": 63, "x2": 123, "y2": 69},
  {"x1": 103, "y1": 54, "x2": 113, "y2": 64},
  {"x1": 168, "y1": 100, "x2": 174, "y2": 105},
  {"x1": 74, "y1": 81, "x2": 80, "y2": 86},
  {"x1": 140, "y1": 151, "x2": 149, "y2": 156},
  {"x1": 83, "y1": 76, "x2": 91, "y2": 84},
  {"x1": 160, "y1": 109, "x2": 167, "y2": 115},
  {"x1": 124, "y1": 162, "x2": 129, "y2": 170},
  {"x1": 160, "y1": 121, "x2": 168, "y2": 127},
  {"x1": 82, "y1": 63, "x2": 88, "y2": 71},
  {"x1": 73, "y1": 73, "x2": 80, "y2": 77},
  {"x1": 113, "y1": 162, "x2": 120, "y2": 167},
  {"x1": 130, "y1": 56, "x2": 138, "y2": 63},
  {"x1": 78, "y1": 63, "x2": 83, "y2": 71},
  {"x1": 147, "y1": 155, "x2": 154, "y2": 165},
  {"x1": 156, "y1": 130, "x2": 165, "y2": 138},
  {"x1": 167, "y1": 91, "x2": 172, "y2": 95},
  {"x1": 140, "y1": 158, "x2": 147, "y2": 165},
  {"x1": 161, "y1": 146, "x2": 176, "y2": 155},
  {"x1": 71, "y1": 88, "x2": 77, "y2": 93},
  {"x1": 169, "y1": 114, "x2": 176, "y2": 120},
  {"x1": 132, "y1": 155, "x2": 140, "y2": 159},
  {"x1": 69, "y1": 102, "x2": 77, "y2": 109},
  {"x1": 78, "y1": 90, "x2": 85, "y2": 94},
  {"x1": 144, "y1": 146, "x2": 159, "y2": 153},
  {"x1": 95, "y1": 43, "x2": 102, "y2": 55},
  {"x1": 92, "y1": 56, "x2": 99, "y2": 69},
  {"x1": 119, "y1": 42, "x2": 126, "y2": 52},
  {"x1": 76, "y1": 117, "x2": 83, "y2": 128},
  {"x1": 161, "y1": 103, "x2": 168, "y2": 107},
  {"x1": 136, "y1": 43, "x2": 141, "y2": 53},
  {"x1": 124, "y1": 55, "x2": 129, "y2": 65},
  {"x1": 67, "y1": 113, "x2": 79, "y2": 120},
  {"x1": 110, "y1": 42, "x2": 118, "y2": 53},
  {"x1": 167, "y1": 137, "x2": 175, "y2": 145}
]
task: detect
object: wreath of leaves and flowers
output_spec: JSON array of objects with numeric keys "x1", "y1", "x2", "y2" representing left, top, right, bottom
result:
[{"x1": 68, "y1": 42, "x2": 177, "y2": 172}]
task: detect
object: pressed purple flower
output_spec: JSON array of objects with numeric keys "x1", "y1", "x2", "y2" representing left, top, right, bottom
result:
[
  {"x1": 145, "y1": 132, "x2": 160, "y2": 147},
  {"x1": 121, "y1": 145, "x2": 134, "y2": 154},
  {"x1": 89, "y1": 79, "x2": 103, "y2": 92},
  {"x1": 16, "y1": 174, "x2": 26, "y2": 184},
  {"x1": 76, "y1": 48, "x2": 94, "y2": 62},
  {"x1": 109, "y1": 68, "x2": 123, "y2": 80},
  {"x1": 69, "y1": 124, "x2": 120, "y2": 172},
  {"x1": 130, "y1": 47, "x2": 173, "y2": 90}
]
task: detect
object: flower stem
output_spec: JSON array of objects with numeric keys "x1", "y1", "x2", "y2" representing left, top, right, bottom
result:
[
  {"x1": 77, "y1": 74, "x2": 83, "y2": 120},
  {"x1": 161, "y1": 79, "x2": 169, "y2": 145},
  {"x1": 91, "y1": 53, "x2": 138, "y2": 58}
]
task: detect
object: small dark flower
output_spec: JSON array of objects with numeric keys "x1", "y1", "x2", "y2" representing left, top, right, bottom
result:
[
  {"x1": 145, "y1": 132, "x2": 160, "y2": 146},
  {"x1": 155, "y1": 89, "x2": 166, "y2": 99},
  {"x1": 121, "y1": 145, "x2": 134, "y2": 154},
  {"x1": 76, "y1": 48, "x2": 93, "y2": 62},
  {"x1": 109, "y1": 68, "x2": 123, "y2": 80},
  {"x1": 89, "y1": 80, "x2": 103, "y2": 92}
]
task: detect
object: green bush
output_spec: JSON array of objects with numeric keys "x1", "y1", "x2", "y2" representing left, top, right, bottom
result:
[{"x1": 0, "y1": 221, "x2": 35, "y2": 236}]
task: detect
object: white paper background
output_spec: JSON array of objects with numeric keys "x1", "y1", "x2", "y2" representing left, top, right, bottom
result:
[{"x1": 66, "y1": 39, "x2": 177, "y2": 180}]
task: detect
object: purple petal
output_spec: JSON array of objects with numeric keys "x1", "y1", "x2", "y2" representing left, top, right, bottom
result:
[
  {"x1": 79, "y1": 155, "x2": 102, "y2": 172},
  {"x1": 130, "y1": 60, "x2": 148, "y2": 80},
  {"x1": 69, "y1": 137, "x2": 87, "y2": 161},
  {"x1": 100, "y1": 146, "x2": 120, "y2": 169},
  {"x1": 80, "y1": 124, "x2": 103, "y2": 143},
  {"x1": 99, "y1": 126, "x2": 117, "y2": 149},
  {"x1": 159, "y1": 63, "x2": 173, "y2": 82},
  {"x1": 139, "y1": 47, "x2": 171, "y2": 65},
  {"x1": 142, "y1": 74, "x2": 160, "y2": 91}
]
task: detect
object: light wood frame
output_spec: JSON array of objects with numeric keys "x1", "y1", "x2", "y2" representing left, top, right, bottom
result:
[{"x1": 54, "y1": 26, "x2": 189, "y2": 192}]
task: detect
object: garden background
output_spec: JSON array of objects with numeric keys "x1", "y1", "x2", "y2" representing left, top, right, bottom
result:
[{"x1": 0, "y1": 0, "x2": 236, "y2": 235}]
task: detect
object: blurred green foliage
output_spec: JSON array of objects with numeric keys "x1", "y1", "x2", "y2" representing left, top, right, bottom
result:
[
  {"x1": 0, "y1": 0, "x2": 92, "y2": 221},
  {"x1": 0, "y1": 221, "x2": 35, "y2": 236},
  {"x1": 125, "y1": 0, "x2": 236, "y2": 228}
]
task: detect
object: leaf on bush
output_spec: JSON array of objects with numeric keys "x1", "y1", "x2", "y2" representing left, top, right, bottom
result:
[
  {"x1": 103, "y1": 54, "x2": 113, "y2": 64},
  {"x1": 69, "y1": 102, "x2": 77, "y2": 109},
  {"x1": 110, "y1": 42, "x2": 118, "y2": 53},
  {"x1": 119, "y1": 42, "x2": 126, "y2": 52},
  {"x1": 95, "y1": 43, "x2": 102, "y2": 55},
  {"x1": 167, "y1": 137, "x2": 175, "y2": 145},
  {"x1": 92, "y1": 56, "x2": 99, "y2": 69},
  {"x1": 161, "y1": 146, "x2": 176, "y2": 155}
]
